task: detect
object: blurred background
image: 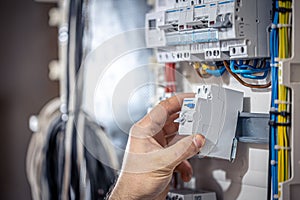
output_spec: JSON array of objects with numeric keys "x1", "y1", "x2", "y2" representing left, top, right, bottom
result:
[{"x1": 0, "y1": 0, "x2": 58, "y2": 199}]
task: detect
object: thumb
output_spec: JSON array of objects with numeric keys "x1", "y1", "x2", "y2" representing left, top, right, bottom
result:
[{"x1": 162, "y1": 134, "x2": 205, "y2": 169}]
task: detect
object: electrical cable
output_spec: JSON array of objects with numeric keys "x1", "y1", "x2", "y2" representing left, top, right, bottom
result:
[
  {"x1": 195, "y1": 59, "x2": 270, "y2": 82},
  {"x1": 193, "y1": 62, "x2": 212, "y2": 79},
  {"x1": 165, "y1": 63, "x2": 176, "y2": 93},
  {"x1": 83, "y1": 119, "x2": 116, "y2": 200},
  {"x1": 269, "y1": 1, "x2": 279, "y2": 198},
  {"x1": 230, "y1": 59, "x2": 271, "y2": 80},
  {"x1": 205, "y1": 66, "x2": 226, "y2": 77},
  {"x1": 202, "y1": 62, "x2": 226, "y2": 77},
  {"x1": 230, "y1": 60, "x2": 270, "y2": 74},
  {"x1": 223, "y1": 61, "x2": 271, "y2": 89},
  {"x1": 45, "y1": 116, "x2": 66, "y2": 200},
  {"x1": 63, "y1": 0, "x2": 87, "y2": 199},
  {"x1": 276, "y1": 1, "x2": 292, "y2": 197},
  {"x1": 268, "y1": 0, "x2": 293, "y2": 198},
  {"x1": 193, "y1": 62, "x2": 226, "y2": 78}
]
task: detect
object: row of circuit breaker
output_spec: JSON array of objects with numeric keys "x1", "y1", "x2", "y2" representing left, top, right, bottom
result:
[{"x1": 146, "y1": 0, "x2": 272, "y2": 62}]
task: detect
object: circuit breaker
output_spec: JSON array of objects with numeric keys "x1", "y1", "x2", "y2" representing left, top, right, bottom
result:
[
  {"x1": 146, "y1": 0, "x2": 272, "y2": 62},
  {"x1": 176, "y1": 85, "x2": 243, "y2": 160}
]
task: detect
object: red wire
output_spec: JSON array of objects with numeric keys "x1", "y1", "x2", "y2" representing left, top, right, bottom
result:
[
  {"x1": 165, "y1": 63, "x2": 169, "y2": 92},
  {"x1": 165, "y1": 63, "x2": 176, "y2": 93},
  {"x1": 171, "y1": 64, "x2": 176, "y2": 92}
]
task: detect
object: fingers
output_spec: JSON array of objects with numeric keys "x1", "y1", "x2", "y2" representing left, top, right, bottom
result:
[
  {"x1": 162, "y1": 113, "x2": 179, "y2": 135},
  {"x1": 161, "y1": 134, "x2": 205, "y2": 168},
  {"x1": 135, "y1": 93, "x2": 195, "y2": 136},
  {"x1": 152, "y1": 113, "x2": 180, "y2": 146},
  {"x1": 136, "y1": 93, "x2": 195, "y2": 137},
  {"x1": 158, "y1": 93, "x2": 195, "y2": 116},
  {"x1": 174, "y1": 160, "x2": 193, "y2": 182},
  {"x1": 166, "y1": 134, "x2": 186, "y2": 146},
  {"x1": 121, "y1": 134, "x2": 205, "y2": 173},
  {"x1": 152, "y1": 113, "x2": 179, "y2": 144}
]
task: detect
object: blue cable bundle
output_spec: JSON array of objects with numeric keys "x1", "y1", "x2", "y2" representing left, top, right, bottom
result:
[
  {"x1": 270, "y1": 0, "x2": 279, "y2": 199},
  {"x1": 229, "y1": 60, "x2": 270, "y2": 80}
]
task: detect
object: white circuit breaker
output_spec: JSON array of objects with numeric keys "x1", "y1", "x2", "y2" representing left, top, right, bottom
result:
[
  {"x1": 176, "y1": 85, "x2": 243, "y2": 160},
  {"x1": 146, "y1": 0, "x2": 272, "y2": 62}
]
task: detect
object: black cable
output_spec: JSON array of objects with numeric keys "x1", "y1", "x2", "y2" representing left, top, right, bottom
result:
[
  {"x1": 70, "y1": 127, "x2": 80, "y2": 200},
  {"x1": 67, "y1": 0, "x2": 86, "y2": 199},
  {"x1": 84, "y1": 121, "x2": 116, "y2": 200},
  {"x1": 74, "y1": 0, "x2": 85, "y2": 75},
  {"x1": 65, "y1": 1, "x2": 82, "y2": 199},
  {"x1": 66, "y1": 0, "x2": 85, "y2": 110},
  {"x1": 66, "y1": 0, "x2": 75, "y2": 113},
  {"x1": 45, "y1": 116, "x2": 66, "y2": 200}
]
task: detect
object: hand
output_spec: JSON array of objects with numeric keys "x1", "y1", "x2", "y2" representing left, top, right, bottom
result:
[{"x1": 109, "y1": 93, "x2": 206, "y2": 200}]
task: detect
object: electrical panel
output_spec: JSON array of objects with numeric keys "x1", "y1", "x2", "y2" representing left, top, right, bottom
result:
[
  {"x1": 176, "y1": 85, "x2": 243, "y2": 160},
  {"x1": 146, "y1": 0, "x2": 300, "y2": 199},
  {"x1": 146, "y1": 0, "x2": 272, "y2": 62}
]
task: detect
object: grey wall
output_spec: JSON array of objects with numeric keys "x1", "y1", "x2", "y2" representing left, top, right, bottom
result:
[{"x1": 0, "y1": 0, "x2": 58, "y2": 199}]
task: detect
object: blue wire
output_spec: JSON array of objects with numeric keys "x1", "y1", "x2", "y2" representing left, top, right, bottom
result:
[
  {"x1": 229, "y1": 60, "x2": 270, "y2": 79},
  {"x1": 205, "y1": 66, "x2": 226, "y2": 77},
  {"x1": 240, "y1": 61, "x2": 271, "y2": 79},
  {"x1": 241, "y1": 70, "x2": 269, "y2": 79},
  {"x1": 231, "y1": 63, "x2": 270, "y2": 74},
  {"x1": 253, "y1": 59, "x2": 258, "y2": 67},
  {"x1": 270, "y1": 1, "x2": 279, "y2": 198}
]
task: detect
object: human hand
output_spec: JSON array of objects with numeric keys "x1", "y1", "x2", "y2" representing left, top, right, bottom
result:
[{"x1": 109, "y1": 93, "x2": 206, "y2": 200}]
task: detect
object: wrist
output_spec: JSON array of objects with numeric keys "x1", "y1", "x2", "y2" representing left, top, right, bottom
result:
[{"x1": 108, "y1": 173, "x2": 140, "y2": 200}]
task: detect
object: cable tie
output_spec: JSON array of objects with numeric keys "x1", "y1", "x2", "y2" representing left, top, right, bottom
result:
[
  {"x1": 270, "y1": 63, "x2": 279, "y2": 67},
  {"x1": 274, "y1": 100, "x2": 291, "y2": 105},
  {"x1": 270, "y1": 160, "x2": 277, "y2": 165},
  {"x1": 271, "y1": 23, "x2": 277, "y2": 29},
  {"x1": 274, "y1": 145, "x2": 291, "y2": 150},
  {"x1": 269, "y1": 120, "x2": 291, "y2": 127},
  {"x1": 273, "y1": 194, "x2": 279, "y2": 199},
  {"x1": 270, "y1": 107, "x2": 277, "y2": 112},
  {"x1": 275, "y1": 7, "x2": 292, "y2": 13},
  {"x1": 270, "y1": 110, "x2": 291, "y2": 117},
  {"x1": 277, "y1": 23, "x2": 292, "y2": 28},
  {"x1": 269, "y1": 120, "x2": 275, "y2": 126},
  {"x1": 274, "y1": 57, "x2": 280, "y2": 62}
]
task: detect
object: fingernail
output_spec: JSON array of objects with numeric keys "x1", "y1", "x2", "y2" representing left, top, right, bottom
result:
[{"x1": 193, "y1": 134, "x2": 205, "y2": 148}]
